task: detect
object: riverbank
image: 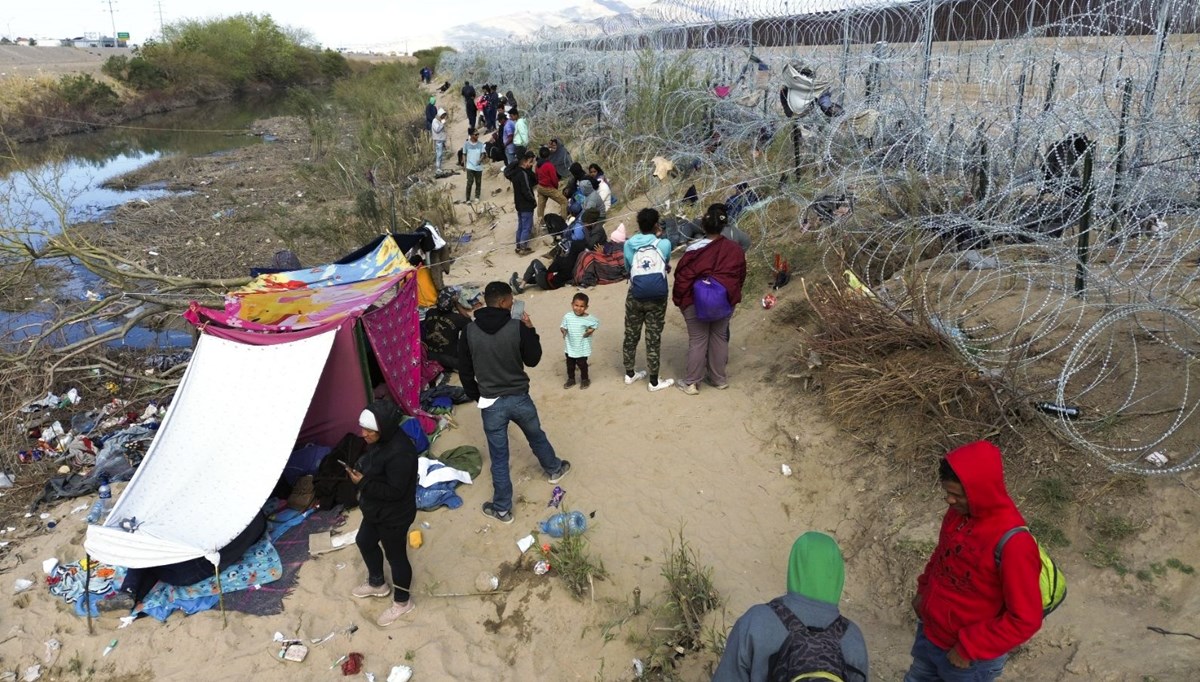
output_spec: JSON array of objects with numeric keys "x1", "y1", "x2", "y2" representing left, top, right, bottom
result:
[{"x1": 1, "y1": 82, "x2": 1198, "y2": 682}]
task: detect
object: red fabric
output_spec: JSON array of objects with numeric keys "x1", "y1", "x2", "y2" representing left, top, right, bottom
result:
[
  {"x1": 915, "y1": 441, "x2": 1044, "y2": 661},
  {"x1": 536, "y1": 161, "x2": 559, "y2": 188},
  {"x1": 362, "y1": 276, "x2": 422, "y2": 420},
  {"x1": 671, "y1": 237, "x2": 747, "y2": 309}
]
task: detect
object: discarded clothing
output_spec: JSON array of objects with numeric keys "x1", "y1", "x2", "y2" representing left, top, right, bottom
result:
[
  {"x1": 437, "y1": 445, "x2": 483, "y2": 479},
  {"x1": 30, "y1": 473, "x2": 99, "y2": 511}
]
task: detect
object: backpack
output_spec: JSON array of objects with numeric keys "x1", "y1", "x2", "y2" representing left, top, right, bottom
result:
[
  {"x1": 995, "y1": 526, "x2": 1067, "y2": 617},
  {"x1": 694, "y1": 276, "x2": 732, "y2": 322},
  {"x1": 765, "y1": 598, "x2": 851, "y2": 682},
  {"x1": 629, "y1": 239, "x2": 668, "y2": 300}
]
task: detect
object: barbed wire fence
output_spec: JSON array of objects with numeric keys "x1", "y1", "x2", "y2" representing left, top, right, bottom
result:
[{"x1": 444, "y1": 0, "x2": 1200, "y2": 475}]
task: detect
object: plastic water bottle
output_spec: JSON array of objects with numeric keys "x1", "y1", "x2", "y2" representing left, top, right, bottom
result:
[
  {"x1": 86, "y1": 475, "x2": 113, "y2": 524},
  {"x1": 539, "y1": 511, "x2": 587, "y2": 538}
]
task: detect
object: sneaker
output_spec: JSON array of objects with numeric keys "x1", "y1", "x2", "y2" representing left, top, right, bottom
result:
[
  {"x1": 351, "y1": 581, "x2": 391, "y2": 599},
  {"x1": 481, "y1": 502, "x2": 514, "y2": 524},
  {"x1": 676, "y1": 382, "x2": 700, "y2": 396},
  {"x1": 580, "y1": 379, "x2": 590, "y2": 389},
  {"x1": 509, "y1": 272, "x2": 525, "y2": 294},
  {"x1": 376, "y1": 600, "x2": 416, "y2": 627},
  {"x1": 706, "y1": 379, "x2": 729, "y2": 390},
  {"x1": 547, "y1": 460, "x2": 572, "y2": 484},
  {"x1": 648, "y1": 378, "x2": 675, "y2": 392},
  {"x1": 624, "y1": 370, "x2": 647, "y2": 385},
  {"x1": 563, "y1": 379, "x2": 576, "y2": 389}
]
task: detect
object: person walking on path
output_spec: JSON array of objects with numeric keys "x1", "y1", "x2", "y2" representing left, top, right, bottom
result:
[
  {"x1": 461, "y1": 128, "x2": 485, "y2": 202},
  {"x1": 560, "y1": 292, "x2": 599, "y2": 389},
  {"x1": 905, "y1": 441, "x2": 1044, "y2": 682},
  {"x1": 504, "y1": 150, "x2": 538, "y2": 255},
  {"x1": 461, "y1": 81, "x2": 477, "y2": 130},
  {"x1": 713, "y1": 531, "x2": 869, "y2": 682},
  {"x1": 348, "y1": 399, "x2": 419, "y2": 628},
  {"x1": 671, "y1": 204, "x2": 746, "y2": 394},
  {"x1": 484, "y1": 85, "x2": 499, "y2": 132},
  {"x1": 535, "y1": 146, "x2": 569, "y2": 224},
  {"x1": 424, "y1": 96, "x2": 437, "y2": 131},
  {"x1": 622, "y1": 208, "x2": 674, "y2": 392},
  {"x1": 458, "y1": 282, "x2": 572, "y2": 525},
  {"x1": 430, "y1": 109, "x2": 448, "y2": 172}
]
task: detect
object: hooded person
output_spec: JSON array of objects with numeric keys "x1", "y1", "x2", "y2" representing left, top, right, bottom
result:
[
  {"x1": 547, "y1": 138, "x2": 574, "y2": 178},
  {"x1": 564, "y1": 162, "x2": 588, "y2": 216},
  {"x1": 431, "y1": 108, "x2": 448, "y2": 172},
  {"x1": 579, "y1": 178, "x2": 607, "y2": 248},
  {"x1": 713, "y1": 532, "x2": 869, "y2": 682},
  {"x1": 424, "y1": 96, "x2": 437, "y2": 131},
  {"x1": 905, "y1": 441, "x2": 1043, "y2": 682},
  {"x1": 347, "y1": 399, "x2": 420, "y2": 628}
]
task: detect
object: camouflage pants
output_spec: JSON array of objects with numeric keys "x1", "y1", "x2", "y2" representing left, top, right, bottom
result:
[{"x1": 623, "y1": 295, "x2": 667, "y2": 375}]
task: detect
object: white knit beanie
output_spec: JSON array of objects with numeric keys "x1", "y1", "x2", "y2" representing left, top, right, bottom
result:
[{"x1": 358, "y1": 409, "x2": 379, "y2": 432}]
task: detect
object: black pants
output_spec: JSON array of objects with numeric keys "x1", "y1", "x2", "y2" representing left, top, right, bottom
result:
[
  {"x1": 566, "y1": 355, "x2": 589, "y2": 381},
  {"x1": 356, "y1": 518, "x2": 413, "y2": 602}
]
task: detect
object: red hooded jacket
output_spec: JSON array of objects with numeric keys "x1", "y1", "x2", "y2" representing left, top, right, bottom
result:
[
  {"x1": 672, "y1": 236, "x2": 747, "y2": 310},
  {"x1": 915, "y1": 441, "x2": 1043, "y2": 661}
]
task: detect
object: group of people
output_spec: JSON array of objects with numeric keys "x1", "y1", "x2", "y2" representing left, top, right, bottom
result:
[
  {"x1": 714, "y1": 440, "x2": 1046, "y2": 682},
  {"x1": 356, "y1": 82, "x2": 1050, "y2": 680}
]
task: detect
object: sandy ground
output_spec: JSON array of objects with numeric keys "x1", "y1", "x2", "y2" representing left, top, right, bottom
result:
[{"x1": 1, "y1": 85, "x2": 1199, "y2": 682}]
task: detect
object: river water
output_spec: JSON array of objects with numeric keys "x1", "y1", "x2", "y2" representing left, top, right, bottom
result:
[{"x1": 0, "y1": 96, "x2": 296, "y2": 348}]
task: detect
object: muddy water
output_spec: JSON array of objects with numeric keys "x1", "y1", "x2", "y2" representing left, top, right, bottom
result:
[{"x1": 0, "y1": 96, "x2": 298, "y2": 348}]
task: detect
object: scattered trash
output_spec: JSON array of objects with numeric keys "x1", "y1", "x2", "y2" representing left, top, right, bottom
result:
[
  {"x1": 42, "y1": 640, "x2": 60, "y2": 667},
  {"x1": 781, "y1": 464, "x2": 793, "y2": 476},
  {"x1": 118, "y1": 616, "x2": 137, "y2": 629},
  {"x1": 281, "y1": 643, "x2": 308, "y2": 662},
  {"x1": 761, "y1": 293, "x2": 777, "y2": 309},
  {"x1": 0, "y1": 472, "x2": 13, "y2": 488},
  {"x1": 1034, "y1": 402, "x2": 1081, "y2": 419},
  {"x1": 13, "y1": 578, "x2": 34, "y2": 594},
  {"x1": 84, "y1": 291, "x2": 103, "y2": 302},
  {"x1": 21, "y1": 664, "x2": 40, "y2": 682},
  {"x1": 311, "y1": 624, "x2": 358, "y2": 646},
  {"x1": 102, "y1": 639, "x2": 118, "y2": 657},
  {"x1": 1145, "y1": 451, "x2": 1169, "y2": 467},
  {"x1": 407, "y1": 529, "x2": 423, "y2": 549},
  {"x1": 547, "y1": 485, "x2": 565, "y2": 508},
  {"x1": 42, "y1": 558, "x2": 59, "y2": 575},
  {"x1": 516, "y1": 535, "x2": 535, "y2": 554},
  {"x1": 632, "y1": 658, "x2": 645, "y2": 678},
  {"x1": 420, "y1": 521, "x2": 431, "y2": 529},
  {"x1": 474, "y1": 572, "x2": 500, "y2": 592},
  {"x1": 340, "y1": 652, "x2": 364, "y2": 675},
  {"x1": 534, "y1": 560, "x2": 551, "y2": 576},
  {"x1": 387, "y1": 665, "x2": 414, "y2": 682},
  {"x1": 539, "y1": 510, "x2": 587, "y2": 538}
]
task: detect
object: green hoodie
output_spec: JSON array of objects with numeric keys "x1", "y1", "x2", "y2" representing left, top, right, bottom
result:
[{"x1": 786, "y1": 531, "x2": 845, "y2": 605}]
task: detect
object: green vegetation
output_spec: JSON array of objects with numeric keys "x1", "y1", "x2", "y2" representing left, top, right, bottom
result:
[
  {"x1": 549, "y1": 514, "x2": 608, "y2": 599},
  {"x1": 1029, "y1": 478, "x2": 1072, "y2": 513},
  {"x1": 1028, "y1": 519, "x2": 1070, "y2": 549},
  {"x1": 1165, "y1": 557, "x2": 1195, "y2": 575},
  {"x1": 413, "y1": 46, "x2": 457, "y2": 71},
  {"x1": 103, "y1": 14, "x2": 349, "y2": 97},
  {"x1": 1094, "y1": 514, "x2": 1137, "y2": 542}
]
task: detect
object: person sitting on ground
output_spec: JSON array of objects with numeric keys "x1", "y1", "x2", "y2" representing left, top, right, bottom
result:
[
  {"x1": 564, "y1": 162, "x2": 588, "y2": 217},
  {"x1": 713, "y1": 531, "x2": 869, "y2": 682},
  {"x1": 588, "y1": 163, "x2": 614, "y2": 205},
  {"x1": 725, "y1": 182, "x2": 761, "y2": 223},
  {"x1": 347, "y1": 399, "x2": 420, "y2": 628},
  {"x1": 579, "y1": 179, "x2": 607, "y2": 249},
  {"x1": 547, "y1": 138, "x2": 573, "y2": 178},
  {"x1": 515, "y1": 237, "x2": 587, "y2": 292}
]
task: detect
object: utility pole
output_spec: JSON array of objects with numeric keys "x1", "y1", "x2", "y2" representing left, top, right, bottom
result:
[
  {"x1": 157, "y1": 0, "x2": 166, "y2": 40},
  {"x1": 103, "y1": 0, "x2": 118, "y2": 43}
]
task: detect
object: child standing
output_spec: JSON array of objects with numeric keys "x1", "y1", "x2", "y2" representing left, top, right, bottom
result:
[{"x1": 560, "y1": 293, "x2": 599, "y2": 389}]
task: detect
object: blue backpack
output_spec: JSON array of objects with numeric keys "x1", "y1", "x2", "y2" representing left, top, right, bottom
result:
[{"x1": 629, "y1": 240, "x2": 668, "y2": 300}]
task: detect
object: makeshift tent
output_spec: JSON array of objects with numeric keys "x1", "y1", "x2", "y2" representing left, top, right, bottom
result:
[{"x1": 85, "y1": 236, "x2": 423, "y2": 570}]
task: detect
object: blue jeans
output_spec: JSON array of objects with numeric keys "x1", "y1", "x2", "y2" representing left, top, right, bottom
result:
[
  {"x1": 434, "y1": 140, "x2": 445, "y2": 171},
  {"x1": 516, "y1": 212, "x2": 534, "y2": 250},
  {"x1": 480, "y1": 393, "x2": 563, "y2": 513},
  {"x1": 505, "y1": 144, "x2": 516, "y2": 166},
  {"x1": 904, "y1": 624, "x2": 1008, "y2": 682}
]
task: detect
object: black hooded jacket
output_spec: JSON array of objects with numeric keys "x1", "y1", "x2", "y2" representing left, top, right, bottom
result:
[
  {"x1": 353, "y1": 399, "x2": 418, "y2": 527},
  {"x1": 504, "y1": 160, "x2": 537, "y2": 212},
  {"x1": 458, "y1": 307, "x2": 542, "y2": 402}
]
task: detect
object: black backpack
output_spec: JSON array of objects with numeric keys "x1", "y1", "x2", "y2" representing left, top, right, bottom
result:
[{"x1": 766, "y1": 598, "x2": 852, "y2": 682}]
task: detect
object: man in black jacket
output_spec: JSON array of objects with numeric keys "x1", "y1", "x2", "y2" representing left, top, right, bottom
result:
[
  {"x1": 462, "y1": 81, "x2": 477, "y2": 130},
  {"x1": 458, "y1": 282, "x2": 571, "y2": 524},
  {"x1": 505, "y1": 150, "x2": 538, "y2": 255},
  {"x1": 347, "y1": 399, "x2": 420, "y2": 627}
]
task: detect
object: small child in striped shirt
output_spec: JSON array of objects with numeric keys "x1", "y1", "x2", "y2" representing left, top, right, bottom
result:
[{"x1": 560, "y1": 292, "x2": 599, "y2": 389}]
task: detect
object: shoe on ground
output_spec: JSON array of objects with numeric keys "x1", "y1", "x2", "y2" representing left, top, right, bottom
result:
[
  {"x1": 509, "y1": 272, "x2": 525, "y2": 294},
  {"x1": 676, "y1": 381, "x2": 699, "y2": 396},
  {"x1": 563, "y1": 379, "x2": 576, "y2": 389},
  {"x1": 706, "y1": 379, "x2": 729, "y2": 390},
  {"x1": 624, "y1": 370, "x2": 647, "y2": 385},
  {"x1": 547, "y1": 460, "x2": 571, "y2": 484},
  {"x1": 648, "y1": 378, "x2": 675, "y2": 392},
  {"x1": 580, "y1": 379, "x2": 590, "y2": 389},
  {"x1": 481, "y1": 502, "x2": 514, "y2": 524},
  {"x1": 376, "y1": 600, "x2": 416, "y2": 627},
  {"x1": 352, "y1": 581, "x2": 391, "y2": 599}
]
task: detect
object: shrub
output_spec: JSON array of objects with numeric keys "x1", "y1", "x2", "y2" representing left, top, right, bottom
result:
[{"x1": 55, "y1": 74, "x2": 120, "y2": 114}]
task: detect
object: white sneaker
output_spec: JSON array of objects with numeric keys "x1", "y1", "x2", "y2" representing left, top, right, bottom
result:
[
  {"x1": 648, "y1": 378, "x2": 675, "y2": 392},
  {"x1": 624, "y1": 370, "x2": 647, "y2": 385},
  {"x1": 376, "y1": 600, "x2": 415, "y2": 627}
]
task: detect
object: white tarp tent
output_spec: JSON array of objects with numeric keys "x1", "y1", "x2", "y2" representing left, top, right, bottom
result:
[{"x1": 84, "y1": 329, "x2": 337, "y2": 568}]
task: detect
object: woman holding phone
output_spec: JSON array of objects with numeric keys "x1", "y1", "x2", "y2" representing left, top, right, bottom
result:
[{"x1": 348, "y1": 398, "x2": 420, "y2": 627}]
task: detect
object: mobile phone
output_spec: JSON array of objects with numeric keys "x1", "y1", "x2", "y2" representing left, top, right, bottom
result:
[
  {"x1": 338, "y1": 459, "x2": 349, "y2": 468},
  {"x1": 511, "y1": 300, "x2": 525, "y2": 319}
]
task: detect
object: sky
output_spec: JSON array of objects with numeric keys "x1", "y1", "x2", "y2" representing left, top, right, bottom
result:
[{"x1": 5, "y1": 0, "x2": 659, "y2": 52}]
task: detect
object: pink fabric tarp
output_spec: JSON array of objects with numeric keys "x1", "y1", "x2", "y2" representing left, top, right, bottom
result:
[{"x1": 362, "y1": 274, "x2": 422, "y2": 420}]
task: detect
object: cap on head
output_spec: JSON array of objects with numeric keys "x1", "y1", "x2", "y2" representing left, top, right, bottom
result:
[{"x1": 358, "y1": 409, "x2": 379, "y2": 432}]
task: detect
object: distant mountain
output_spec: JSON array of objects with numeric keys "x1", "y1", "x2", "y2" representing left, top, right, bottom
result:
[{"x1": 443, "y1": 0, "x2": 641, "y2": 46}]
